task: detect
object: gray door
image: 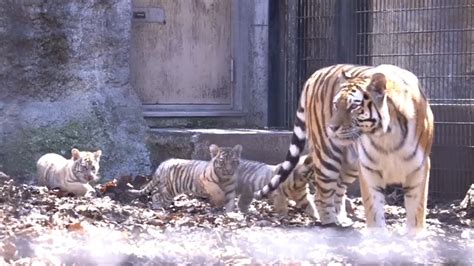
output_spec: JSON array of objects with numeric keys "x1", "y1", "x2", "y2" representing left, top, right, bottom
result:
[{"x1": 131, "y1": 0, "x2": 238, "y2": 117}]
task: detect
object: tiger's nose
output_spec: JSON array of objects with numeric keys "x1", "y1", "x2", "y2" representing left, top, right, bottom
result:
[{"x1": 329, "y1": 125, "x2": 340, "y2": 132}]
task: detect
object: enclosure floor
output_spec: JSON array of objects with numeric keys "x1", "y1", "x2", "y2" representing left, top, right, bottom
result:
[{"x1": 0, "y1": 177, "x2": 472, "y2": 265}]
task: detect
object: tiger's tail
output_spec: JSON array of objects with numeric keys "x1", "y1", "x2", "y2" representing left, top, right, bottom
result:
[
  {"x1": 127, "y1": 171, "x2": 160, "y2": 197},
  {"x1": 254, "y1": 88, "x2": 307, "y2": 199}
]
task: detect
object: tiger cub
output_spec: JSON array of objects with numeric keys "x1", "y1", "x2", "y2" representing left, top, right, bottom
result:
[
  {"x1": 37, "y1": 148, "x2": 102, "y2": 197},
  {"x1": 127, "y1": 144, "x2": 242, "y2": 212},
  {"x1": 236, "y1": 155, "x2": 318, "y2": 218}
]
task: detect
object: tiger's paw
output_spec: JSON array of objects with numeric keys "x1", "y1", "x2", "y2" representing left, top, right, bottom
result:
[
  {"x1": 149, "y1": 201, "x2": 167, "y2": 211},
  {"x1": 84, "y1": 190, "x2": 97, "y2": 199},
  {"x1": 361, "y1": 227, "x2": 390, "y2": 237},
  {"x1": 225, "y1": 211, "x2": 244, "y2": 220},
  {"x1": 319, "y1": 219, "x2": 354, "y2": 229},
  {"x1": 400, "y1": 226, "x2": 428, "y2": 239},
  {"x1": 320, "y1": 222, "x2": 339, "y2": 228},
  {"x1": 337, "y1": 216, "x2": 355, "y2": 228}
]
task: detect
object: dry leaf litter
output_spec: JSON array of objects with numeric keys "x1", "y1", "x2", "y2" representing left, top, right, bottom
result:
[{"x1": 0, "y1": 172, "x2": 472, "y2": 265}]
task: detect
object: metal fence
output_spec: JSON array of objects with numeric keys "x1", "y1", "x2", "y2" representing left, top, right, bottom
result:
[{"x1": 270, "y1": 0, "x2": 473, "y2": 199}]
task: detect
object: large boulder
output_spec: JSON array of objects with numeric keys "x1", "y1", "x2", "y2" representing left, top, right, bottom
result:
[{"x1": 0, "y1": 0, "x2": 151, "y2": 182}]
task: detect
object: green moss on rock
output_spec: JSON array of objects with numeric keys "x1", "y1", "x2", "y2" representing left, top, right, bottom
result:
[{"x1": 1, "y1": 117, "x2": 110, "y2": 183}]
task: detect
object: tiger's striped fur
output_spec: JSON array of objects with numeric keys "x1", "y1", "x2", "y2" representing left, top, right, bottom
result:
[
  {"x1": 37, "y1": 148, "x2": 102, "y2": 197},
  {"x1": 236, "y1": 155, "x2": 318, "y2": 218},
  {"x1": 128, "y1": 144, "x2": 242, "y2": 212},
  {"x1": 255, "y1": 64, "x2": 434, "y2": 232}
]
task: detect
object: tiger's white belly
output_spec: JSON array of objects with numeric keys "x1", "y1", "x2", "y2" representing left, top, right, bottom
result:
[{"x1": 357, "y1": 122, "x2": 424, "y2": 185}]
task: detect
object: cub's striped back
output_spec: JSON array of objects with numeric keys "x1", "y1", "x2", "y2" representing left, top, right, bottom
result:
[
  {"x1": 128, "y1": 144, "x2": 242, "y2": 212},
  {"x1": 235, "y1": 155, "x2": 317, "y2": 218}
]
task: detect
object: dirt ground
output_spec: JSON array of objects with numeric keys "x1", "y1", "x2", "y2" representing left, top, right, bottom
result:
[{"x1": 0, "y1": 173, "x2": 472, "y2": 265}]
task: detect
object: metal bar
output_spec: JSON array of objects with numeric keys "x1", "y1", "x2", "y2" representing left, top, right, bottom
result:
[
  {"x1": 354, "y1": 4, "x2": 474, "y2": 13},
  {"x1": 357, "y1": 28, "x2": 474, "y2": 35},
  {"x1": 356, "y1": 52, "x2": 474, "y2": 57},
  {"x1": 279, "y1": 0, "x2": 473, "y2": 199},
  {"x1": 285, "y1": 0, "x2": 298, "y2": 128},
  {"x1": 434, "y1": 122, "x2": 474, "y2": 125}
]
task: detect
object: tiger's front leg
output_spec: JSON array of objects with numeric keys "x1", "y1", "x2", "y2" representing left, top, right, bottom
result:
[
  {"x1": 402, "y1": 158, "x2": 430, "y2": 233},
  {"x1": 150, "y1": 189, "x2": 172, "y2": 210},
  {"x1": 63, "y1": 182, "x2": 96, "y2": 197},
  {"x1": 237, "y1": 186, "x2": 254, "y2": 213},
  {"x1": 334, "y1": 183, "x2": 349, "y2": 224},
  {"x1": 297, "y1": 194, "x2": 319, "y2": 219},
  {"x1": 314, "y1": 177, "x2": 340, "y2": 225},
  {"x1": 335, "y1": 166, "x2": 358, "y2": 225},
  {"x1": 271, "y1": 191, "x2": 289, "y2": 216},
  {"x1": 224, "y1": 190, "x2": 236, "y2": 212},
  {"x1": 291, "y1": 186, "x2": 318, "y2": 219},
  {"x1": 359, "y1": 168, "x2": 386, "y2": 228},
  {"x1": 150, "y1": 194, "x2": 166, "y2": 210},
  {"x1": 202, "y1": 181, "x2": 227, "y2": 208}
]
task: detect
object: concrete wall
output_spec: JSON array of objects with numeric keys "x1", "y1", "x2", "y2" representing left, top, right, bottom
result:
[
  {"x1": 0, "y1": 0, "x2": 151, "y2": 182},
  {"x1": 148, "y1": 128, "x2": 294, "y2": 168},
  {"x1": 235, "y1": 0, "x2": 270, "y2": 127},
  {"x1": 0, "y1": 0, "x2": 272, "y2": 182}
]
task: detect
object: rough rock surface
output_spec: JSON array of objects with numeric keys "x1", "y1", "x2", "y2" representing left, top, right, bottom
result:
[
  {"x1": 0, "y1": 173, "x2": 472, "y2": 265},
  {"x1": 0, "y1": 0, "x2": 151, "y2": 182}
]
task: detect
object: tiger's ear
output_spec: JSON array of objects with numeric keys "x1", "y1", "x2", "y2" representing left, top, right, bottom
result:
[
  {"x1": 367, "y1": 73, "x2": 387, "y2": 103},
  {"x1": 232, "y1": 144, "x2": 242, "y2": 157},
  {"x1": 303, "y1": 155, "x2": 313, "y2": 166},
  {"x1": 339, "y1": 70, "x2": 353, "y2": 81},
  {"x1": 367, "y1": 73, "x2": 390, "y2": 133},
  {"x1": 209, "y1": 144, "x2": 220, "y2": 158},
  {"x1": 71, "y1": 148, "x2": 81, "y2": 161},
  {"x1": 94, "y1": 150, "x2": 102, "y2": 160}
]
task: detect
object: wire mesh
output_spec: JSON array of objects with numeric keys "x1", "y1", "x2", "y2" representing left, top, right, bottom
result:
[
  {"x1": 355, "y1": 0, "x2": 473, "y2": 199},
  {"x1": 283, "y1": 0, "x2": 338, "y2": 128},
  {"x1": 279, "y1": 0, "x2": 473, "y2": 199}
]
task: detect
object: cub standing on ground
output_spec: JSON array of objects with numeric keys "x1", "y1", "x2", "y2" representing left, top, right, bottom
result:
[
  {"x1": 37, "y1": 148, "x2": 102, "y2": 197},
  {"x1": 236, "y1": 155, "x2": 318, "y2": 218},
  {"x1": 255, "y1": 64, "x2": 434, "y2": 233},
  {"x1": 128, "y1": 144, "x2": 242, "y2": 212}
]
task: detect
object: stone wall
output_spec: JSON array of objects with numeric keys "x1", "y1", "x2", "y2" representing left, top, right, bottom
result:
[
  {"x1": 0, "y1": 0, "x2": 152, "y2": 182},
  {"x1": 236, "y1": 0, "x2": 270, "y2": 127}
]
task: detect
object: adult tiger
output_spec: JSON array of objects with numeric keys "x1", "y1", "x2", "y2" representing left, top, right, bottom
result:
[{"x1": 255, "y1": 64, "x2": 434, "y2": 232}]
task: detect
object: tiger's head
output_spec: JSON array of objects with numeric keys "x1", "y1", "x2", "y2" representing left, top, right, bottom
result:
[
  {"x1": 327, "y1": 71, "x2": 390, "y2": 146},
  {"x1": 209, "y1": 144, "x2": 242, "y2": 176},
  {"x1": 71, "y1": 148, "x2": 102, "y2": 183}
]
